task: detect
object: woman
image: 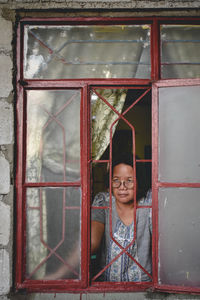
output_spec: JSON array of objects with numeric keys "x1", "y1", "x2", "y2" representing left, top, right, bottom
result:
[{"x1": 91, "y1": 155, "x2": 152, "y2": 282}]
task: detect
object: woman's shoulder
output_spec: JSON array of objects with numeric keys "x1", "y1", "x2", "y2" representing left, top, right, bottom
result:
[
  {"x1": 92, "y1": 191, "x2": 110, "y2": 207},
  {"x1": 138, "y1": 190, "x2": 152, "y2": 206}
]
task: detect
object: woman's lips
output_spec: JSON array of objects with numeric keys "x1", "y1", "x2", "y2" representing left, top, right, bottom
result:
[{"x1": 117, "y1": 193, "x2": 128, "y2": 198}]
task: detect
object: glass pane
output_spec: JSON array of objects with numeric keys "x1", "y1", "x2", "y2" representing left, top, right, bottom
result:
[
  {"x1": 26, "y1": 187, "x2": 81, "y2": 280},
  {"x1": 159, "y1": 85, "x2": 200, "y2": 182},
  {"x1": 161, "y1": 25, "x2": 200, "y2": 78},
  {"x1": 26, "y1": 90, "x2": 80, "y2": 182},
  {"x1": 158, "y1": 188, "x2": 200, "y2": 287},
  {"x1": 24, "y1": 25, "x2": 150, "y2": 79}
]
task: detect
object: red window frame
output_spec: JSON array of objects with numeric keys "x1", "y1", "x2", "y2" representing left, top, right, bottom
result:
[
  {"x1": 15, "y1": 16, "x2": 200, "y2": 293},
  {"x1": 152, "y1": 78, "x2": 200, "y2": 295}
]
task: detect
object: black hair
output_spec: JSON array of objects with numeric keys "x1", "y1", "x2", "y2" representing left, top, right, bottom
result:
[{"x1": 112, "y1": 153, "x2": 133, "y2": 171}]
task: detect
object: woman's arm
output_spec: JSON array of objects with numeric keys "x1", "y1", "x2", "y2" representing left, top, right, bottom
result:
[{"x1": 91, "y1": 220, "x2": 105, "y2": 253}]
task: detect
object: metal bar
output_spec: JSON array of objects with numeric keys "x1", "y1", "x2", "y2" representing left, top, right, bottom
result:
[
  {"x1": 22, "y1": 79, "x2": 151, "y2": 88},
  {"x1": 20, "y1": 16, "x2": 200, "y2": 23},
  {"x1": 65, "y1": 206, "x2": 81, "y2": 210},
  {"x1": 28, "y1": 246, "x2": 79, "y2": 279},
  {"x1": 53, "y1": 61, "x2": 150, "y2": 66},
  {"x1": 162, "y1": 39, "x2": 200, "y2": 43},
  {"x1": 122, "y1": 88, "x2": 151, "y2": 117},
  {"x1": 154, "y1": 78, "x2": 200, "y2": 87},
  {"x1": 152, "y1": 82, "x2": 159, "y2": 286},
  {"x1": 137, "y1": 205, "x2": 152, "y2": 209},
  {"x1": 17, "y1": 280, "x2": 152, "y2": 293},
  {"x1": 92, "y1": 206, "x2": 110, "y2": 210},
  {"x1": 161, "y1": 62, "x2": 200, "y2": 65},
  {"x1": 24, "y1": 182, "x2": 81, "y2": 187},
  {"x1": 29, "y1": 30, "x2": 53, "y2": 54},
  {"x1": 28, "y1": 206, "x2": 81, "y2": 210},
  {"x1": 15, "y1": 21, "x2": 26, "y2": 285},
  {"x1": 151, "y1": 18, "x2": 160, "y2": 80},
  {"x1": 38, "y1": 105, "x2": 67, "y2": 181},
  {"x1": 92, "y1": 159, "x2": 109, "y2": 163},
  {"x1": 92, "y1": 245, "x2": 152, "y2": 282},
  {"x1": 81, "y1": 84, "x2": 90, "y2": 287},
  {"x1": 157, "y1": 182, "x2": 200, "y2": 188},
  {"x1": 136, "y1": 159, "x2": 152, "y2": 163}
]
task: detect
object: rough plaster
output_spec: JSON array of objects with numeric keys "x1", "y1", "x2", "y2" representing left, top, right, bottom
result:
[
  {"x1": 0, "y1": 201, "x2": 10, "y2": 245},
  {"x1": 0, "y1": 13, "x2": 12, "y2": 51},
  {"x1": 0, "y1": 101, "x2": 13, "y2": 145},
  {"x1": 0, "y1": 0, "x2": 199, "y2": 10},
  {"x1": 0, "y1": 250, "x2": 10, "y2": 295},
  {"x1": 0, "y1": 156, "x2": 10, "y2": 194},
  {"x1": 0, "y1": 56, "x2": 12, "y2": 98}
]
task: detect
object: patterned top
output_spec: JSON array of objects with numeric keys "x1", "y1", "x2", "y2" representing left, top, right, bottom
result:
[{"x1": 92, "y1": 190, "x2": 152, "y2": 282}]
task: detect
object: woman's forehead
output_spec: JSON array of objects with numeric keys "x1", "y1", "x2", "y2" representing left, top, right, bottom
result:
[{"x1": 113, "y1": 163, "x2": 134, "y2": 176}]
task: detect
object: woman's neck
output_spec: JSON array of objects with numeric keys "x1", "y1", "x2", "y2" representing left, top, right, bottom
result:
[{"x1": 115, "y1": 200, "x2": 135, "y2": 226}]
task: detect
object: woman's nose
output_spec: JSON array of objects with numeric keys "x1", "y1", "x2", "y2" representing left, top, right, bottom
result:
[{"x1": 118, "y1": 181, "x2": 127, "y2": 189}]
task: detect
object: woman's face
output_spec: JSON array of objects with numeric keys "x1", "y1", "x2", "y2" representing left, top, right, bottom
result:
[{"x1": 112, "y1": 163, "x2": 134, "y2": 205}]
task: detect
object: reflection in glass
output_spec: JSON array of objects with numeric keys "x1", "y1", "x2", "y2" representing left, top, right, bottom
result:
[
  {"x1": 26, "y1": 90, "x2": 80, "y2": 182},
  {"x1": 159, "y1": 188, "x2": 200, "y2": 287},
  {"x1": 161, "y1": 25, "x2": 200, "y2": 78},
  {"x1": 26, "y1": 187, "x2": 81, "y2": 279},
  {"x1": 24, "y1": 25, "x2": 150, "y2": 79},
  {"x1": 159, "y1": 85, "x2": 200, "y2": 182}
]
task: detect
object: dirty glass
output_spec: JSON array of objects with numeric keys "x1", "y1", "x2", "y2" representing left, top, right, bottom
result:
[
  {"x1": 26, "y1": 89, "x2": 81, "y2": 182},
  {"x1": 26, "y1": 187, "x2": 81, "y2": 280},
  {"x1": 159, "y1": 85, "x2": 200, "y2": 182},
  {"x1": 161, "y1": 25, "x2": 200, "y2": 78},
  {"x1": 24, "y1": 25, "x2": 150, "y2": 79},
  {"x1": 158, "y1": 188, "x2": 200, "y2": 287}
]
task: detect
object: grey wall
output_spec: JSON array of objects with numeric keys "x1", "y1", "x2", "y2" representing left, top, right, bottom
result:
[{"x1": 0, "y1": 1, "x2": 200, "y2": 299}]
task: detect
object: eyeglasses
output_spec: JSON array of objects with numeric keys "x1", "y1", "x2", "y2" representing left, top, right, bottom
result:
[{"x1": 112, "y1": 179, "x2": 134, "y2": 189}]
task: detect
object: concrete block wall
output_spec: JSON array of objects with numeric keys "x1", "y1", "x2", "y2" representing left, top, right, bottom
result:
[
  {"x1": 0, "y1": 1, "x2": 200, "y2": 300},
  {"x1": 0, "y1": 9, "x2": 13, "y2": 299}
]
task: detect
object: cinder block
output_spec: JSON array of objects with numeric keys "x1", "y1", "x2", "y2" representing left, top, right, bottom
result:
[
  {"x1": 0, "y1": 14, "x2": 12, "y2": 51},
  {"x1": 0, "y1": 55, "x2": 12, "y2": 98},
  {"x1": 0, "y1": 101, "x2": 13, "y2": 145},
  {"x1": 0, "y1": 249, "x2": 10, "y2": 295},
  {"x1": 0, "y1": 202, "x2": 10, "y2": 246},
  {"x1": 0, "y1": 156, "x2": 10, "y2": 194}
]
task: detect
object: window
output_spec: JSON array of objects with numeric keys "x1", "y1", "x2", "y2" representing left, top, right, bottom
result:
[{"x1": 16, "y1": 17, "x2": 200, "y2": 293}]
